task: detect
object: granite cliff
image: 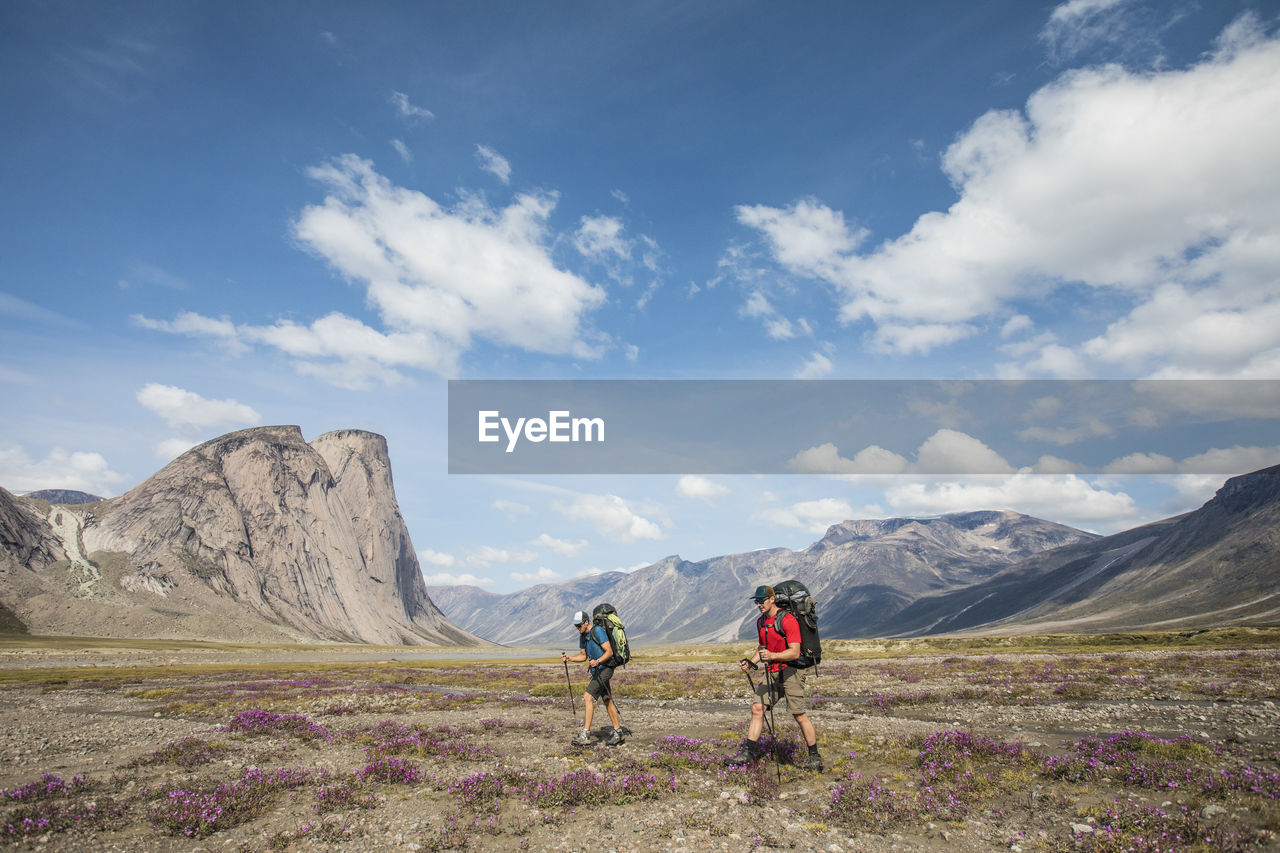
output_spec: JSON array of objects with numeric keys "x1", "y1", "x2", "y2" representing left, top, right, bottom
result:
[{"x1": 0, "y1": 426, "x2": 479, "y2": 646}]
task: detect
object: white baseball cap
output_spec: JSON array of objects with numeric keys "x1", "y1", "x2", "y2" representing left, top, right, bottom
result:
[{"x1": 572, "y1": 610, "x2": 589, "y2": 625}]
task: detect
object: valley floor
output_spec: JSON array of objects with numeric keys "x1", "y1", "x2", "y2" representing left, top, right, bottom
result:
[{"x1": 1, "y1": 639, "x2": 1278, "y2": 852}]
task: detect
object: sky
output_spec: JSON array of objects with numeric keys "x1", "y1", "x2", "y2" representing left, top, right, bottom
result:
[{"x1": 2, "y1": 0, "x2": 1279, "y2": 595}]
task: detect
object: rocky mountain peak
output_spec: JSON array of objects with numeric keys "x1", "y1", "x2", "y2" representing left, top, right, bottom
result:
[{"x1": 1, "y1": 426, "x2": 480, "y2": 646}]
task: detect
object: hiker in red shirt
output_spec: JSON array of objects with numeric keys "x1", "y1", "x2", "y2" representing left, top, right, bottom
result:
[{"x1": 723, "y1": 585, "x2": 823, "y2": 771}]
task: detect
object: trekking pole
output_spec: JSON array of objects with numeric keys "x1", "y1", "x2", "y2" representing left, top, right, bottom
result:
[
  {"x1": 760, "y1": 654, "x2": 782, "y2": 784},
  {"x1": 563, "y1": 658, "x2": 577, "y2": 724}
]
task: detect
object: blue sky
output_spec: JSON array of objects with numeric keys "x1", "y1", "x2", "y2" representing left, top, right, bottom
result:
[{"x1": 2, "y1": 0, "x2": 1279, "y2": 594}]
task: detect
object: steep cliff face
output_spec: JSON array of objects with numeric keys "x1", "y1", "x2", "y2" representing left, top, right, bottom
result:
[
  {"x1": 0, "y1": 426, "x2": 480, "y2": 646},
  {"x1": 310, "y1": 429, "x2": 472, "y2": 644},
  {"x1": 0, "y1": 487, "x2": 64, "y2": 573}
]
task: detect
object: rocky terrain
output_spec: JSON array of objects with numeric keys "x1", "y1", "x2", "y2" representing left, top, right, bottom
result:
[
  {"x1": 0, "y1": 427, "x2": 479, "y2": 647},
  {"x1": 431, "y1": 511, "x2": 1095, "y2": 646},
  {"x1": 0, "y1": 635, "x2": 1277, "y2": 852}
]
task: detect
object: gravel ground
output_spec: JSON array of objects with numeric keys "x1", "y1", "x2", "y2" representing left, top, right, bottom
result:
[{"x1": 1, "y1": 646, "x2": 1278, "y2": 852}]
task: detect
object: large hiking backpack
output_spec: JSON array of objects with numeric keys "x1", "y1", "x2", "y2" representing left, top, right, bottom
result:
[
  {"x1": 771, "y1": 579, "x2": 821, "y2": 669},
  {"x1": 592, "y1": 603, "x2": 631, "y2": 667}
]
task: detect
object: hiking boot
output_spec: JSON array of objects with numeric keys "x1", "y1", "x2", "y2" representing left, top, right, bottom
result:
[
  {"x1": 572, "y1": 729, "x2": 592, "y2": 746},
  {"x1": 605, "y1": 727, "x2": 625, "y2": 746},
  {"x1": 722, "y1": 741, "x2": 760, "y2": 766},
  {"x1": 802, "y1": 751, "x2": 824, "y2": 772}
]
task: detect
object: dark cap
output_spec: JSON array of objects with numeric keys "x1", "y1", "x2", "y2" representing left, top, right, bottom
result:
[{"x1": 750, "y1": 585, "x2": 774, "y2": 601}]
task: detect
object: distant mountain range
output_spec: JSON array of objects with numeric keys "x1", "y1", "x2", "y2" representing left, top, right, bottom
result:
[
  {"x1": 22, "y1": 490, "x2": 104, "y2": 505},
  {"x1": 433, "y1": 465, "x2": 1280, "y2": 645},
  {"x1": 888, "y1": 464, "x2": 1280, "y2": 635},
  {"x1": 430, "y1": 510, "x2": 1097, "y2": 646},
  {"x1": 0, "y1": 426, "x2": 481, "y2": 646}
]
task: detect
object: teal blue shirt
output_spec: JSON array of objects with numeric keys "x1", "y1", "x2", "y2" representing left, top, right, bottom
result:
[{"x1": 579, "y1": 625, "x2": 610, "y2": 671}]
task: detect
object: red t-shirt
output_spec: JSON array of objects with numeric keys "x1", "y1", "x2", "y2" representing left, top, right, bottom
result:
[{"x1": 757, "y1": 610, "x2": 800, "y2": 673}]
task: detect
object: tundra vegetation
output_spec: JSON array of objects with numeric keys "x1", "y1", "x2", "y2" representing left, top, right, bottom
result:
[{"x1": 0, "y1": 629, "x2": 1277, "y2": 851}]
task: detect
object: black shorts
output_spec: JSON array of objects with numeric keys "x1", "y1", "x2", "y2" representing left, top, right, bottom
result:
[{"x1": 586, "y1": 665, "x2": 615, "y2": 700}]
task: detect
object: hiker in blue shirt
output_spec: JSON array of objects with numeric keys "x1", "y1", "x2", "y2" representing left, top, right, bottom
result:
[{"x1": 561, "y1": 610, "x2": 625, "y2": 746}]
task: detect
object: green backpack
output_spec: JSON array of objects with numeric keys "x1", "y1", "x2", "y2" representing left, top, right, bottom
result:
[{"x1": 591, "y1": 603, "x2": 631, "y2": 666}]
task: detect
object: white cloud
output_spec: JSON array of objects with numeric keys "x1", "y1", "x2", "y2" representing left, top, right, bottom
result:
[
  {"x1": 154, "y1": 438, "x2": 197, "y2": 461},
  {"x1": 883, "y1": 473, "x2": 1139, "y2": 528},
  {"x1": 492, "y1": 499, "x2": 532, "y2": 516},
  {"x1": 795, "y1": 351, "x2": 833, "y2": 379},
  {"x1": 391, "y1": 139, "x2": 412, "y2": 163},
  {"x1": 737, "y1": 22, "x2": 1280, "y2": 374},
  {"x1": 1104, "y1": 452, "x2": 1177, "y2": 474},
  {"x1": 422, "y1": 571, "x2": 493, "y2": 587},
  {"x1": 133, "y1": 312, "x2": 246, "y2": 354},
  {"x1": 1016, "y1": 418, "x2": 1113, "y2": 446},
  {"x1": 419, "y1": 549, "x2": 457, "y2": 567},
  {"x1": 1039, "y1": 0, "x2": 1140, "y2": 62},
  {"x1": 0, "y1": 444, "x2": 126, "y2": 497},
  {"x1": 140, "y1": 156, "x2": 608, "y2": 386},
  {"x1": 740, "y1": 290, "x2": 809, "y2": 342},
  {"x1": 555, "y1": 493, "x2": 663, "y2": 542},
  {"x1": 512, "y1": 566, "x2": 561, "y2": 583},
  {"x1": 475, "y1": 144, "x2": 511, "y2": 184},
  {"x1": 755, "y1": 498, "x2": 865, "y2": 535},
  {"x1": 674, "y1": 475, "x2": 730, "y2": 502},
  {"x1": 787, "y1": 429, "x2": 1013, "y2": 475},
  {"x1": 136, "y1": 383, "x2": 261, "y2": 431},
  {"x1": 533, "y1": 533, "x2": 588, "y2": 557},
  {"x1": 1177, "y1": 444, "x2": 1280, "y2": 474},
  {"x1": 389, "y1": 91, "x2": 434, "y2": 123},
  {"x1": 466, "y1": 545, "x2": 538, "y2": 568},
  {"x1": 574, "y1": 215, "x2": 630, "y2": 261}
]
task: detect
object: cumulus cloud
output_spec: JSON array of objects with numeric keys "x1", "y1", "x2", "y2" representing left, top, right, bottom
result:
[
  {"x1": 554, "y1": 493, "x2": 663, "y2": 542},
  {"x1": 466, "y1": 545, "x2": 538, "y2": 569},
  {"x1": 735, "y1": 19, "x2": 1280, "y2": 376},
  {"x1": 788, "y1": 429, "x2": 1014, "y2": 475},
  {"x1": 755, "y1": 498, "x2": 867, "y2": 535},
  {"x1": 574, "y1": 215, "x2": 630, "y2": 261},
  {"x1": 795, "y1": 351, "x2": 833, "y2": 379},
  {"x1": 674, "y1": 475, "x2": 730, "y2": 502},
  {"x1": 882, "y1": 473, "x2": 1139, "y2": 528},
  {"x1": 419, "y1": 549, "x2": 457, "y2": 567},
  {"x1": 475, "y1": 144, "x2": 511, "y2": 184},
  {"x1": 512, "y1": 566, "x2": 561, "y2": 583},
  {"x1": 533, "y1": 533, "x2": 588, "y2": 557},
  {"x1": 740, "y1": 290, "x2": 810, "y2": 341},
  {"x1": 391, "y1": 139, "x2": 412, "y2": 163},
  {"x1": 0, "y1": 444, "x2": 126, "y2": 496},
  {"x1": 138, "y1": 156, "x2": 608, "y2": 386},
  {"x1": 136, "y1": 384, "x2": 261, "y2": 431}
]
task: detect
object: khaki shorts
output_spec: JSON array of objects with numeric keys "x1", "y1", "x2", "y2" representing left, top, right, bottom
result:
[{"x1": 752, "y1": 666, "x2": 809, "y2": 716}]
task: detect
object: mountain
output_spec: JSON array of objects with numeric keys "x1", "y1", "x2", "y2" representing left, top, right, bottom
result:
[
  {"x1": 432, "y1": 511, "x2": 1095, "y2": 646},
  {"x1": 889, "y1": 464, "x2": 1280, "y2": 635},
  {"x1": 0, "y1": 426, "x2": 481, "y2": 646},
  {"x1": 22, "y1": 489, "x2": 104, "y2": 505}
]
